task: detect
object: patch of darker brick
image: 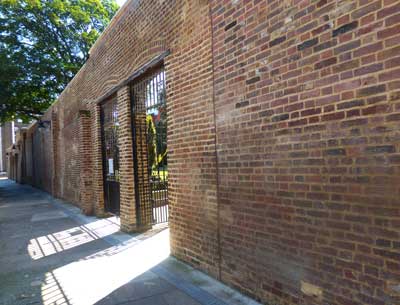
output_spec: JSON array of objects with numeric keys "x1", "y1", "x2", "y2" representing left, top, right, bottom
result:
[
  {"x1": 269, "y1": 36, "x2": 286, "y2": 47},
  {"x1": 224, "y1": 34, "x2": 236, "y2": 44},
  {"x1": 387, "y1": 113, "x2": 400, "y2": 121},
  {"x1": 297, "y1": 38, "x2": 318, "y2": 51},
  {"x1": 315, "y1": 57, "x2": 337, "y2": 69},
  {"x1": 259, "y1": 110, "x2": 273, "y2": 117},
  {"x1": 314, "y1": 40, "x2": 336, "y2": 52},
  {"x1": 272, "y1": 113, "x2": 289, "y2": 122},
  {"x1": 317, "y1": 0, "x2": 327, "y2": 8},
  {"x1": 79, "y1": 110, "x2": 91, "y2": 117},
  {"x1": 224, "y1": 20, "x2": 237, "y2": 31},
  {"x1": 357, "y1": 85, "x2": 386, "y2": 97},
  {"x1": 389, "y1": 155, "x2": 400, "y2": 164},
  {"x1": 235, "y1": 100, "x2": 249, "y2": 109},
  {"x1": 277, "y1": 191, "x2": 295, "y2": 198},
  {"x1": 303, "y1": 159, "x2": 325, "y2": 165},
  {"x1": 328, "y1": 139, "x2": 339, "y2": 146},
  {"x1": 325, "y1": 148, "x2": 346, "y2": 156},
  {"x1": 270, "y1": 68, "x2": 280, "y2": 76},
  {"x1": 332, "y1": 21, "x2": 358, "y2": 37},
  {"x1": 289, "y1": 151, "x2": 308, "y2": 158},
  {"x1": 312, "y1": 23, "x2": 331, "y2": 36},
  {"x1": 246, "y1": 76, "x2": 260, "y2": 85},
  {"x1": 337, "y1": 100, "x2": 364, "y2": 110},
  {"x1": 365, "y1": 145, "x2": 396, "y2": 154},
  {"x1": 376, "y1": 239, "x2": 391, "y2": 247},
  {"x1": 373, "y1": 248, "x2": 400, "y2": 261}
]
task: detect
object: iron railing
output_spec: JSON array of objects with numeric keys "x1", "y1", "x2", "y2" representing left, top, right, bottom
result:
[{"x1": 131, "y1": 66, "x2": 168, "y2": 225}]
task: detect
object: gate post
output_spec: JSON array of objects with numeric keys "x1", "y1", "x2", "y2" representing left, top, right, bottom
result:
[
  {"x1": 91, "y1": 103, "x2": 107, "y2": 217},
  {"x1": 79, "y1": 110, "x2": 94, "y2": 215},
  {"x1": 132, "y1": 109, "x2": 153, "y2": 229},
  {"x1": 117, "y1": 86, "x2": 147, "y2": 232}
]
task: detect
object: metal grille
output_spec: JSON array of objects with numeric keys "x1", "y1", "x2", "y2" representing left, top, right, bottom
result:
[
  {"x1": 131, "y1": 67, "x2": 168, "y2": 225},
  {"x1": 100, "y1": 96, "x2": 120, "y2": 214}
]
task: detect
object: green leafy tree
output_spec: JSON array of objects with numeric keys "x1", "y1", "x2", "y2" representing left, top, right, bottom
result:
[{"x1": 0, "y1": 0, "x2": 119, "y2": 123}]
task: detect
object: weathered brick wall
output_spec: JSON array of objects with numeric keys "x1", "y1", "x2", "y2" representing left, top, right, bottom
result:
[
  {"x1": 23, "y1": 0, "x2": 220, "y2": 268},
  {"x1": 21, "y1": 0, "x2": 400, "y2": 304},
  {"x1": 23, "y1": 130, "x2": 33, "y2": 184},
  {"x1": 1, "y1": 122, "x2": 13, "y2": 172},
  {"x1": 165, "y1": 2, "x2": 220, "y2": 276},
  {"x1": 60, "y1": 116, "x2": 81, "y2": 204},
  {"x1": 31, "y1": 123, "x2": 53, "y2": 193},
  {"x1": 78, "y1": 110, "x2": 94, "y2": 214},
  {"x1": 211, "y1": 0, "x2": 400, "y2": 304}
]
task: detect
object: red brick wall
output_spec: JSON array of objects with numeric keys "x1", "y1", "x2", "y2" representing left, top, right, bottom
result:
[
  {"x1": 210, "y1": 0, "x2": 400, "y2": 304},
  {"x1": 166, "y1": 1, "x2": 220, "y2": 277},
  {"x1": 22, "y1": 0, "x2": 400, "y2": 304},
  {"x1": 24, "y1": 0, "x2": 220, "y2": 267},
  {"x1": 79, "y1": 110, "x2": 94, "y2": 214}
]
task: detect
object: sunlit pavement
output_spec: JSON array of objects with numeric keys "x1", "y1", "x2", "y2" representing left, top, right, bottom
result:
[{"x1": 0, "y1": 179, "x2": 260, "y2": 305}]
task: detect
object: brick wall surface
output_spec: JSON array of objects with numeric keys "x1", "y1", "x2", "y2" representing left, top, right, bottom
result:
[
  {"x1": 79, "y1": 110, "x2": 94, "y2": 214},
  {"x1": 23, "y1": 0, "x2": 220, "y2": 269},
  {"x1": 210, "y1": 0, "x2": 400, "y2": 304},
  {"x1": 117, "y1": 87, "x2": 138, "y2": 232},
  {"x1": 1, "y1": 122, "x2": 13, "y2": 172},
  {"x1": 20, "y1": 0, "x2": 400, "y2": 304},
  {"x1": 31, "y1": 111, "x2": 53, "y2": 194}
]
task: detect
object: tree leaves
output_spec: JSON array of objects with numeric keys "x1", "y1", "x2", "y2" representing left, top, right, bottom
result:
[{"x1": 0, "y1": 0, "x2": 119, "y2": 123}]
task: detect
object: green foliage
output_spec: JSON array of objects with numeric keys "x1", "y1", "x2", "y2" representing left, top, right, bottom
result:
[
  {"x1": 0, "y1": 0, "x2": 119, "y2": 123},
  {"x1": 147, "y1": 114, "x2": 157, "y2": 170},
  {"x1": 154, "y1": 104, "x2": 167, "y2": 167}
]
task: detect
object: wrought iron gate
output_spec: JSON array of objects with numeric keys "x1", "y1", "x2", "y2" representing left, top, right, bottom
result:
[
  {"x1": 131, "y1": 66, "x2": 168, "y2": 225},
  {"x1": 100, "y1": 96, "x2": 120, "y2": 214}
]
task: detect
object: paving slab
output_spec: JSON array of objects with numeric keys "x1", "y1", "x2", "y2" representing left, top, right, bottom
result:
[
  {"x1": 31, "y1": 211, "x2": 69, "y2": 222},
  {"x1": 0, "y1": 179, "x2": 261, "y2": 305}
]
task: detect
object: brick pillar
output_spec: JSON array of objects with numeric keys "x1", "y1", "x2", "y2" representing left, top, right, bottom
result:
[
  {"x1": 51, "y1": 111, "x2": 59, "y2": 197},
  {"x1": 79, "y1": 110, "x2": 94, "y2": 215},
  {"x1": 133, "y1": 111, "x2": 153, "y2": 229},
  {"x1": 91, "y1": 103, "x2": 106, "y2": 217},
  {"x1": 117, "y1": 86, "x2": 146, "y2": 232}
]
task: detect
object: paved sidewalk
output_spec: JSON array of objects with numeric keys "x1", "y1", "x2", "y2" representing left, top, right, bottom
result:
[{"x1": 0, "y1": 179, "x2": 261, "y2": 305}]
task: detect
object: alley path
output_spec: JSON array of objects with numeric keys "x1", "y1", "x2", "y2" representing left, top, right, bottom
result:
[{"x1": 0, "y1": 179, "x2": 259, "y2": 305}]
